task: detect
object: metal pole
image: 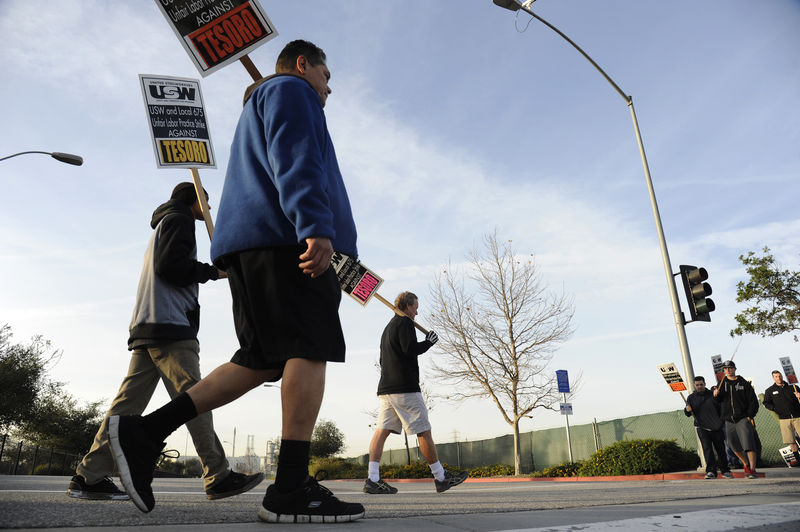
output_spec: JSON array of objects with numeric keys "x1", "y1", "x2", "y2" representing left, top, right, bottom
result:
[
  {"x1": 628, "y1": 100, "x2": 695, "y2": 384},
  {"x1": 13, "y1": 441, "x2": 22, "y2": 475},
  {"x1": 563, "y1": 393, "x2": 574, "y2": 463},
  {"x1": 511, "y1": 2, "x2": 696, "y2": 386},
  {"x1": 31, "y1": 445, "x2": 39, "y2": 475}
]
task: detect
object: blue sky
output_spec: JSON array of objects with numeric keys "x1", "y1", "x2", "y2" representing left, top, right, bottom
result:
[{"x1": 1, "y1": 0, "x2": 799, "y2": 459}]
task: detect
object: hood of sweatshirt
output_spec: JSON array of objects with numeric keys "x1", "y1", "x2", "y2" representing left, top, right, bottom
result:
[{"x1": 150, "y1": 199, "x2": 192, "y2": 229}]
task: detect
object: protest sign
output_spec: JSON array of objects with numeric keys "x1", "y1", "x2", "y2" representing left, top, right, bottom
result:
[
  {"x1": 331, "y1": 252, "x2": 383, "y2": 306},
  {"x1": 780, "y1": 356, "x2": 797, "y2": 384},
  {"x1": 711, "y1": 354, "x2": 724, "y2": 384},
  {"x1": 658, "y1": 362, "x2": 687, "y2": 392},
  {"x1": 154, "y1": 0, "x2": 277, "y2": 77},
  {"x1": 139, "y1": 74, "x2": 216, "y2": 169}
]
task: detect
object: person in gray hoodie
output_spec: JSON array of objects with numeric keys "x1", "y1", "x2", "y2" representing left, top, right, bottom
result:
[{"x1": 68, "y1": 183, "x2": 262, "y2": 501}]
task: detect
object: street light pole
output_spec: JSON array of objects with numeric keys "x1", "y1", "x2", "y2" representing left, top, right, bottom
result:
[
  {"x1": 493, "y1": 0, "x2": 696, "y2": 385},
  {"x1": 0, "y1": 150, "x2": 83, "y2": 166}
]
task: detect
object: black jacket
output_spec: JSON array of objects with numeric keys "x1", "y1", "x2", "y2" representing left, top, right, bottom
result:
[
  {"x1": 684, "y1": 389, "x2": 724, "y2": 431},
  {"x1": 377, "y1": 315, "x2": 433, "y2": 395},
  {"x1": 763, "y1": 382, "x2": 800, "y2": 419},
  {"x1": 714, "y1": 376, "x2": 759, "y2": 423}
]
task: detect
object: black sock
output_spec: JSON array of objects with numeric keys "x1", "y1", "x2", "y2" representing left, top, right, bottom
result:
[
  {"x1": 275, "y1": 439, "x2": 311, "y2": 493},
  {"x1": 141, "y1": 392, "x2": 198, "y2": 443}
]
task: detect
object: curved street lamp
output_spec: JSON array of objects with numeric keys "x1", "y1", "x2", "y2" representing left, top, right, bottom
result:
[
  {"x1": 492, "y1": 0, "x2": 697, "y2": 385},
  {"x1": 0, "y1": 150, "x2": 83, "y2": 166}
]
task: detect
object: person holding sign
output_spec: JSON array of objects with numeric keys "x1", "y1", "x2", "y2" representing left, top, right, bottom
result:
[
  {"x1": 364, "y1": 292, "x2": 468, "y2": 495},
  {"x1": 763, "y1": 370, "x2": 800, "y2": 466},
  {"x1": 68, "y1": 183, "x2": 263, "y2": 501},
  {"x1": 106, "y1": 40, "x2": 364, "y2": 523},
  {"x1": 683, "y1": 376, "x2": 733, "y2": 479},
  {"x1": 713, "y1": 360, "x2": 760, "y2": 479}
]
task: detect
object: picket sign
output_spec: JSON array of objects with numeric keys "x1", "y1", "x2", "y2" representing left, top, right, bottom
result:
[
  {"x1": 658, "y1": 362, "x2": 688, "y2": 392},
  {"x1": 331, "y1": 253, "x2": 430, "y2": 335},
  {"x1": 154, "y1": 0, "x2": 277, "y2": 78},
  {"x1": 780, "y1": 356, "x2": 798, "y2": 384}
]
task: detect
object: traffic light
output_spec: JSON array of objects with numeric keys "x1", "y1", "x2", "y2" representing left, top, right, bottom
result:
[{"x1": 679, "y1": 265, "x2": 715, "y2": 322}]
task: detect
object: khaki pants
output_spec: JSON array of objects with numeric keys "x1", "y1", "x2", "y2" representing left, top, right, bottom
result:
[{"x1": 76, "y1": 339, "x2": 228, "y2": 489}]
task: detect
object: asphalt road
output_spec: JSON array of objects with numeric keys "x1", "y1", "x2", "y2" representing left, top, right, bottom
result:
[{"x1": 1, "y1": 471, "x2": 799, "y2": 531}]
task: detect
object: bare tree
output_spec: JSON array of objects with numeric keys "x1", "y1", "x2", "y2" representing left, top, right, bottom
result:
[{"x1": 427, "y1": 232, "x2": 575, "y2": 474}]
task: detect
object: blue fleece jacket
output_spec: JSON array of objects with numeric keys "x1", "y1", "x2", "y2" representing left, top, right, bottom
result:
[{"x1": 210, "y1": 74, "x2": 357, "y2": 264}]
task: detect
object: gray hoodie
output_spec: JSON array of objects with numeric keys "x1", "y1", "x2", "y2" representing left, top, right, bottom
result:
[{"x1": 128, "y1": 200, "x2": 218, "y2": 348}]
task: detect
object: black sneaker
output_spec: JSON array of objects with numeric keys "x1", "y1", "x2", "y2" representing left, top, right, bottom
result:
[
  {"x1": 108, "y1": 415, "x2": 165, "y2": 513},
  {"x1": 206, "y1": 471, "x2": 265, "y2": 500},
  {"x1": 435, "y1": 469, "x2": 468, "y2": 493},
  {"x1": 363, "y1": 478, "x2": 398, "y2": 494},
  {"x1": 704, "y1": 471, "x2": 716, "y2": 479},
  {"x1": 258, "y1": 476, "x2": 365, "y2": 523},
  {"x1": 67, "y1": 475, "x2": 130, "y2": 500}
]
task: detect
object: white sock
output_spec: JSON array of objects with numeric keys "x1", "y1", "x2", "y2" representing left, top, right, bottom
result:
[
  {"x1": 368, "y1": 461, "x2": 380, "y2": 482},
  {"x1": 429, "y1": 460, "x2": 445, "y2": 481}
]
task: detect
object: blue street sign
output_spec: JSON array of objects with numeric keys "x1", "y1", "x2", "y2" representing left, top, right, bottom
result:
[{"x1": 556, "y1": 369, "x2": 570, "y2": 393}]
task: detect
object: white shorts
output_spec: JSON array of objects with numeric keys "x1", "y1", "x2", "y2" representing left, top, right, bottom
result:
[{"x1": 376, "y1": 392, "x2": 432, "y2": 435}]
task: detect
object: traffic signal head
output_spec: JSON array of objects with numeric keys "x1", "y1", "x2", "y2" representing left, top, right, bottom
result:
[{"x1": 679, "y1": 265, "x2": 715, "y2": 322}]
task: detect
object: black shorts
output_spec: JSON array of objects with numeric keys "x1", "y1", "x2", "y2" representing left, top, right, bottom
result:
[{"x1": 220, "y1": 246, "x2": 345, "y2": 372}]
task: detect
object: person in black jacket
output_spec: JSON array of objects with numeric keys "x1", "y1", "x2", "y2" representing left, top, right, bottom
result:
[
  {"x1": 763, "y1": 370, "x2": 800, "y2": 465},
  {"x1": 713, "y1": 360, "x2": 760, "y2": 478},
  {"x1": 684, "y1": 376, "x2": 732, "y2": 478},
  {"x1": 68, "y1": 183, "x2": 262, "y2": 501},
  {"x1": 363, "y1": 291, "x2": 468, "y2": 495}
]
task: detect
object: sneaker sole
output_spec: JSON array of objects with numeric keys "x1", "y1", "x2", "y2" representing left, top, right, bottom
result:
[
  {"x1": 363, "y1": 488, "x2": 397, "y2": 494},
  {"x1": 257, "y1": 506, "x2": 365, "y2": 523},
  {"x1": 206, "y1": 473, "x2": 265, "y2": 500},
  {"x1": 108, "y1": 415, "x2": 151, "y2": 513},
  {"x1": 67, "y1": 489, "x2": 130, "y2": 501}
]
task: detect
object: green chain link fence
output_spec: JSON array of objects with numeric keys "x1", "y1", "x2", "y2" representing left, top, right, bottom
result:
[{"x1": 359, "y1": 404, "x2": 790, "y2": 473}]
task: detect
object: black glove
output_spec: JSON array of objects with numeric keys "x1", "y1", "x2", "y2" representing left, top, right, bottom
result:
[{"x1": 426, "y1": 330, "x2": 439, "y2": 345}]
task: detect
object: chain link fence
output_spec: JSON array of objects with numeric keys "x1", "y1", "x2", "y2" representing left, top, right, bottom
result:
[
  {"x1": 0, "y1": 435, "x2": 81, "y2": 476},
  {"x1": 360, "y1": 407, "x2": 789, "y2": 473}
]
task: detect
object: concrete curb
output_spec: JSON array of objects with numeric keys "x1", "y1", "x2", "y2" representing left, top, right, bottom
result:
[{"x1": 336, "y1": 468, "x2": 795, "y2": 484}]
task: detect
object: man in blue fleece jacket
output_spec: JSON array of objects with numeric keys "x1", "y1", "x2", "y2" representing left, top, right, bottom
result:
[{"x1": 107, "y1": 41, "x2": 363, "y2": 523}]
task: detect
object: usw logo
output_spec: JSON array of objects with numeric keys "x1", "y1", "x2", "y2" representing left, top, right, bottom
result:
[{"x1": 148, "y1": 84, "x2": 196, "y2": 101}]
